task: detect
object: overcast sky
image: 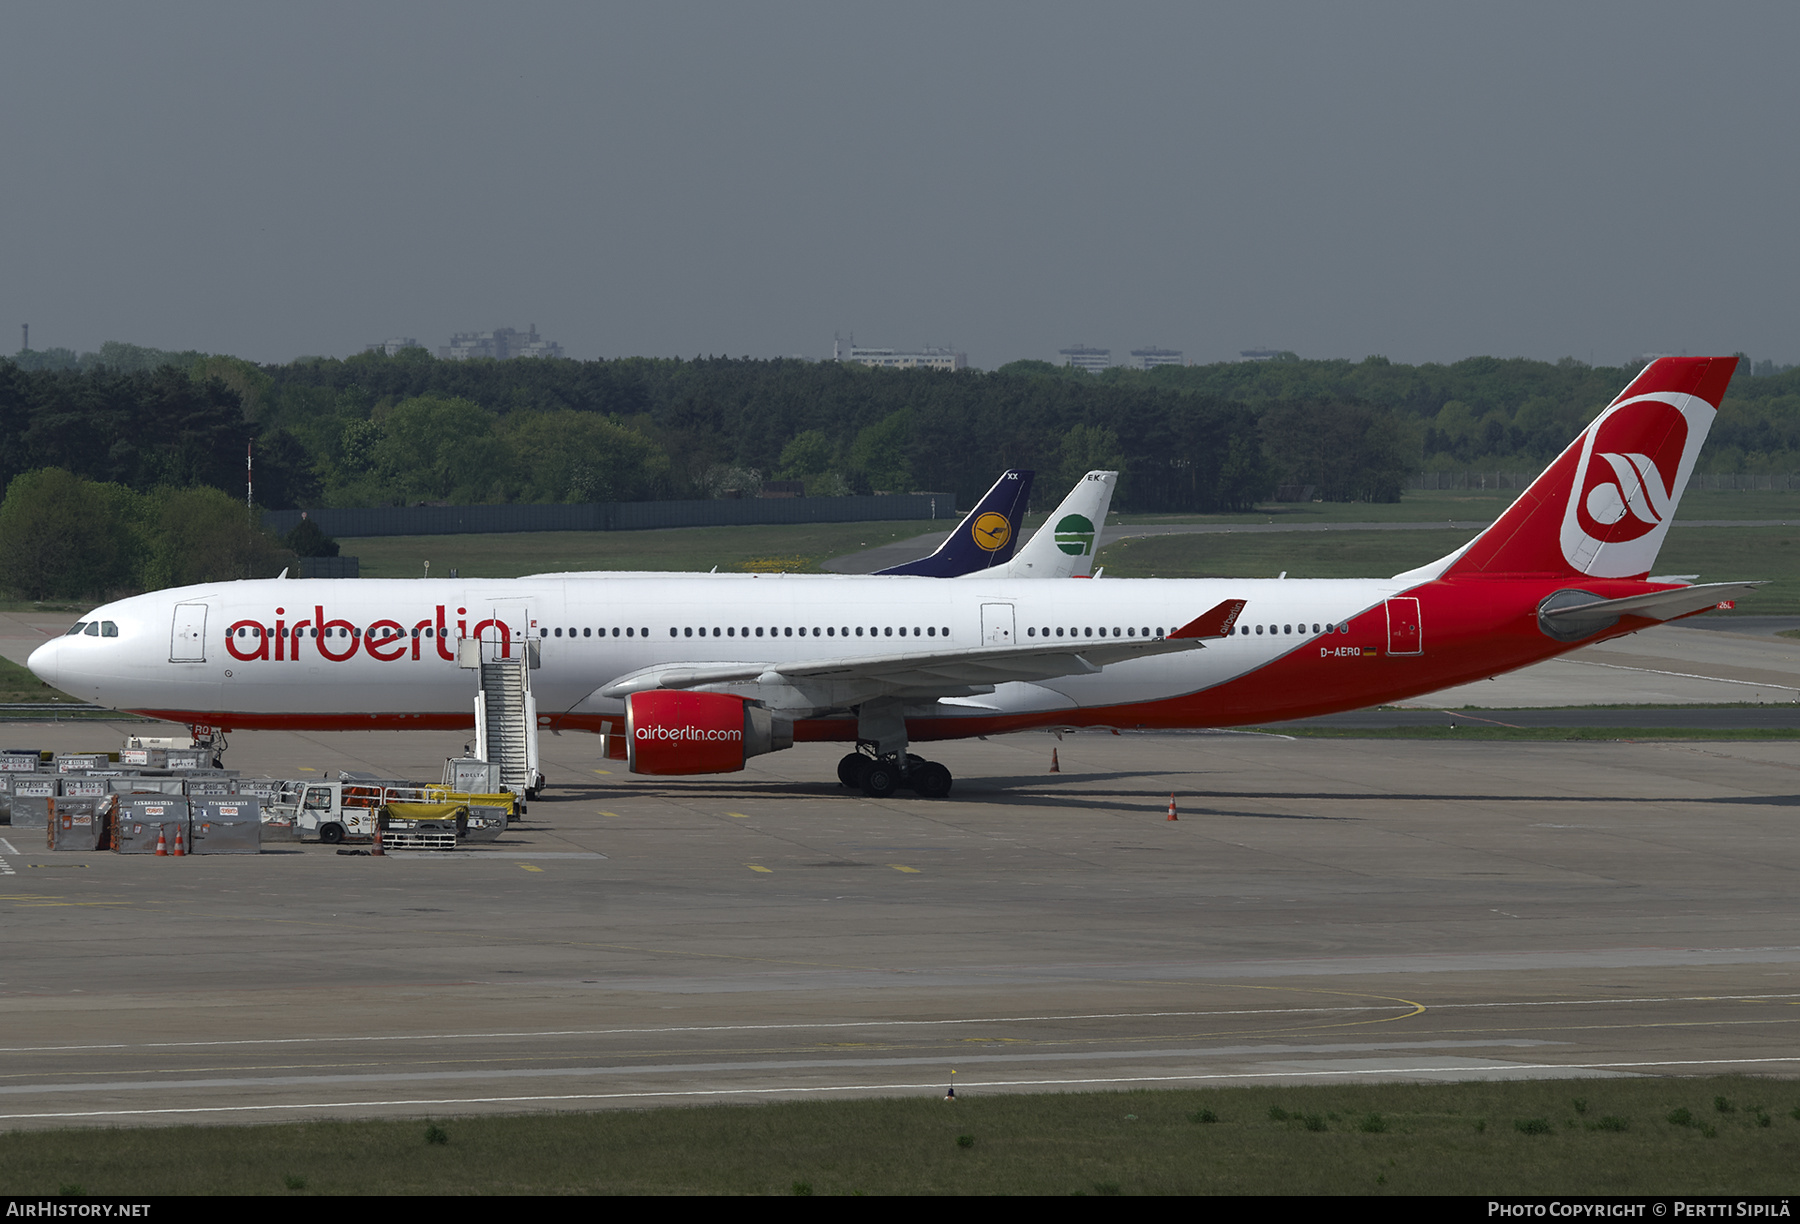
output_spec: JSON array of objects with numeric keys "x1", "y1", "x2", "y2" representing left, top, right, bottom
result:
[{"x1": 3, "y1": 3, "x2": 1795, "y2": 369}]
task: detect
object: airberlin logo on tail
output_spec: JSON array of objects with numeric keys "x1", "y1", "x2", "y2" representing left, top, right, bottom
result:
[
  {"x1": 1581, "y1": 451, "x2": 1675, "y2": 536},
  {"x1": 1560, "y1": 392, "x2": 1707, "y2": 577}
]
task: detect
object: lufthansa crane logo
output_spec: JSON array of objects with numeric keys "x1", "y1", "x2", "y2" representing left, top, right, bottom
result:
[{"x1": 972, "y1": 512, "x2": 1012, "y2": 552}]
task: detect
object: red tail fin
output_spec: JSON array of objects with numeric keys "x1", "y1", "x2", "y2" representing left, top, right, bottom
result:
[{"x1": 1440, "y1": 357, "x2": 1737, "y2": 579}]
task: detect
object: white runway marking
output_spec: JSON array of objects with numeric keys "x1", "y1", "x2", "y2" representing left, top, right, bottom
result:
[
  {"x1": 5, "y1": 1055, "x2": 1800, "y2": 1123},
  {"x1": 2, "y1": 993, "x2": 1793, "y2": 1056},
  {"x1": 1567, "y1": 658, "x2": 1800, "y2": 694}
]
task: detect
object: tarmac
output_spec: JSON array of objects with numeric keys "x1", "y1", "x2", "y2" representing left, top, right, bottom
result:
[{"x1": 0, "y1": 588, "x2": 1797, "y2": 1129}]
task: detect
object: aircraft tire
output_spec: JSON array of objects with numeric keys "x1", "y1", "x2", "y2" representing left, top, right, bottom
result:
[
  {"x1": 912, "y1": 761, "x2": 952, "y2": 799},
  {"x1": 319, "y1": 823, "x2": 345, "y2": 845},
  {"x1": 837, "y1": 753, "x2": 866, "y2": 788},
  {"x1": 860, "y1": 761, "x2": 899, "y2": 798}
]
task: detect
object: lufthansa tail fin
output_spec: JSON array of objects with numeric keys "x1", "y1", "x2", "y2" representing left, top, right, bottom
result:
[
  {"x1": 876, "y1": 469, "x2": 1033, "y2": 576},
  {"x1": 1400, "y1": 357, "x2": 1738, "y2": 582},
  {"x1": 975, "y1": 471, "x2": 1118, "y2": 579}
]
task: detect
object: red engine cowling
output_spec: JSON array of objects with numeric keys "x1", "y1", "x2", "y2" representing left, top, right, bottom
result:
[{"x1": 625, "y1": 691, "x2": 793, "y2": 776}]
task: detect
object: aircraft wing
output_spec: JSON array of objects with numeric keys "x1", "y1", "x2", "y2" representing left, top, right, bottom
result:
[{"x1": 596, "y1": 599, "x2": 1246, "y2": 703}]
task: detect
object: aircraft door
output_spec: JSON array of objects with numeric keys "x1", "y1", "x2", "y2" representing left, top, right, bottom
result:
[
  {"x1": 482, "y1": 599, "x2": 533, "y2": 658},
  {"x1": 170, "y1": 603, "x2": 208, "y2": 662},
  {"x1": 1386, "y1": 597, "x2": 1422, "y2": 655},
  {"x1": 981, "y1": 603, "x2": 1015, "y2": 647}
]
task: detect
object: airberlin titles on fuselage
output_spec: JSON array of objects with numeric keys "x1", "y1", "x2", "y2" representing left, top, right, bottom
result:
[
  {"x1": 224, "y1": 605, "x2": 521, "y2": 663},
  {"x1": 222, "y1": 603, "x2": 965, "y2": 666}
]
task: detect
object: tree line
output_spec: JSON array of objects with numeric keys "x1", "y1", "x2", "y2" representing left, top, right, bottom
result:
[{"x1": 3, "y1": 343, "x2": 1796, "y2": 597}]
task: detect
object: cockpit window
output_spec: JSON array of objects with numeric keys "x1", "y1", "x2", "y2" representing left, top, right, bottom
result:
[
  {"x1": 66, "y1": 622, "x2": 88, "y2": 636},
  {"x1": 84, "y1": 622, "x2": 100, "y2": 636},
  {"x1": 101, "y1": 622, "x2": 118, "y2": 637}
]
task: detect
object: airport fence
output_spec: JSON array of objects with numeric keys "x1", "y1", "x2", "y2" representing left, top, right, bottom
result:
[{"x1": 262, "y1": 493, "x2": 958, "y2": 540}]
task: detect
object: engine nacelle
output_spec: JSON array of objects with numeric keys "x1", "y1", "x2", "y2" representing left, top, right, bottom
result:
[{"x1": 624, "y1": 691, "x2": 793, "y2": 775}]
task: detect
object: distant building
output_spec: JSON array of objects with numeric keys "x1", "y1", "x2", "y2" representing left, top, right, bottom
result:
[
  {"x1": 1240, "y1": 349, "x2": 1286, "y2": 360},
  {"x1": 439, "y1": 325, "x2": 565, "y2": 361},
  {"x1": 835, "y1": 337, "x2": 966, "y2": 371},
  {"x1": 1059, "y1": 344, "x2": 1111, "y2": 374},
  {"x1": 363, "y1": 337, "x2": 422, "y2": 357},
  {"x1": 1130, "y1": 346, "x2": 1183, "y2": 370}
]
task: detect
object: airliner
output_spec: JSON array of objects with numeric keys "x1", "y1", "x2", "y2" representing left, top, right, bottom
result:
[{"x1": 29, "y1": 358, "x2": 1755, "y2": 798}]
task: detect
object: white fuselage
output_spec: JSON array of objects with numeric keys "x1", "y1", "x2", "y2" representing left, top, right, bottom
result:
[{"x1": 31, "y1": 572, "x2": 1405, "y2": 728}]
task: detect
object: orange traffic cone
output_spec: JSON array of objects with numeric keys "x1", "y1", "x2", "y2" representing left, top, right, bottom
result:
[
  {"x1": 1167, "y1": 794, "x2": 1178, "y2": 821},
  {"x1": 173, "y1": 824, "x2": 186, "y2": 856},
  {"x1": 154, "y1": 826, "x2": 167, "y2": 856},
  {"x1": 372, "y1": 822, "x2": 385, "y2": 857},
  {"x1": 1049, "y1": 748, "x2": 1060, "y2": 773}
]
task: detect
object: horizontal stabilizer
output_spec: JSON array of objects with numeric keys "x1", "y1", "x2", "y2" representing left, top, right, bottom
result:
[
  {"x1": 1540, "y1": 582, "x2": 1763, "y2": 624},
  {"x1": 1537, "y1": 581, "x2": 1762, "y2": 643}
]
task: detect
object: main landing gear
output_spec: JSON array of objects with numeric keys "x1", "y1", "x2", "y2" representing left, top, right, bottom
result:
[{"x1": 837, "y1": 749, "x2": 953, "y2": 799}]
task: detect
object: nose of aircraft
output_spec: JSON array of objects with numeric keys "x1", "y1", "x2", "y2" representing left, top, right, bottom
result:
[{"x1": 27, "y1": 638, "x2": 62, "y2": 691}]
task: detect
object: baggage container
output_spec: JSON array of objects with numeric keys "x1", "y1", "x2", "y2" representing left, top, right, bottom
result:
[
  {"x1": 184, "y1": 778, "x2": 236, "y2": 797},
  {"x1": 109, "y1": 776, "x2": 185, "y2": 796},
  {"x1": 48, "y1": 795, "x2": 114, "y2": 851},
  {"x1": 117, "y1": 796, "x2": 190, "y2": 851},
  {"x1": 463, "y1": 804, "x2": 509, "y2": 842},
  {"x1": 192, "y1": 798, "x2": 261, "y2": 854},
  {"x1": 119, "y1": 747, "x2": 169, "y2": 768},
  {"x1": 8, "y1": 776, "x2": 57, "y2": 828}
]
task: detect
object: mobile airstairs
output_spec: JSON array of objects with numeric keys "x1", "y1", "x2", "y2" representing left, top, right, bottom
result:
[{"x1": 458, "y1": 639, "x2": 544, "y2": 802}]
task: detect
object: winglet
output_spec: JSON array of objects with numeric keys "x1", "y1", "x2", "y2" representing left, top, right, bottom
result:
[{"x1": 1168, "y1": 599, "x2": 1247, "y2": 640}]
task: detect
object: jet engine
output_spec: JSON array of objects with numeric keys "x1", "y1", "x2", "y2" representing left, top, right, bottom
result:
[{"x1": 622, "y1": 690, "x2": 793, "y2": 775}]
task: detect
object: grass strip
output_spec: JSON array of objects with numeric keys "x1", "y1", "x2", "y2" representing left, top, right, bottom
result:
[{"x1": 3, "y1": 1076, "x2": 1795, "y2": 1196}]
